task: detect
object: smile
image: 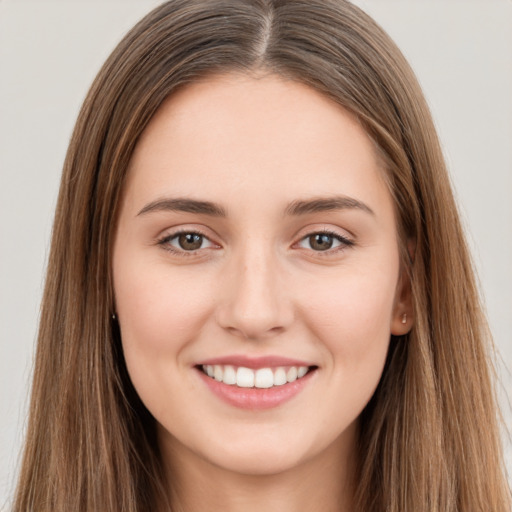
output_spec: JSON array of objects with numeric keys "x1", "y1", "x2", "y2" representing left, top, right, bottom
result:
[
  {"x1": 201, "y1": 364, "x2": 311, "y2": 388},
  {"x1": 196, "y1": 359, "x2": 318, "y2": 410}
]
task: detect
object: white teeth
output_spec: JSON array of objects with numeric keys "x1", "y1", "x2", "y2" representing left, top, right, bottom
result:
[
  {"x1": 214, "y1": 365, "x2": 223, "y2": 381},
  {"x1": 273, "y1": 367, "x2": 287, "y2": 386},
  {"x1": 236, "y1": 367, "x2": 255, "y2": 388},
  {"x1": 254, "y1": 368, "x2": 274, "y2": 388},
  {"x1": 223, "y1": 365, "x2": 236, "y2": 385},
  {"x1": 297, "y1": 366, "x2": 308, "y2": 378},
  {"x1": 286, "y1": 366, "x2": 298, "y2": 383},
  {"x1": 201, "y1": 364, "x2": 312, "y2": 388}
]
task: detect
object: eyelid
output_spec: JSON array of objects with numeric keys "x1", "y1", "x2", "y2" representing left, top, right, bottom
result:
[
  {"x1": 154, "y1": 224, "x2": 354, "y2": 257},
  {"x1": 292, "y1": 227, "x2": 355, "y2": 254},
  {"x1": 156, "y1": 226, "x2": 221, "y2": 255}
]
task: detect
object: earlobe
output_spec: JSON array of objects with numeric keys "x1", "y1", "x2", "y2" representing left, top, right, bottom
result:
[
  {"x1": 390, "y1": 265, "x2": 414, "y2": 336},
  {"x1": 391, "y1": 308, "x2": 413, "y2": 336}
]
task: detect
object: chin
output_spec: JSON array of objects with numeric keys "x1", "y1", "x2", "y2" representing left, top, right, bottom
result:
[
  {"x1": 160, "y1": 421, "x2": 316, "y2": 477},
  {"x1": 206, "y1": 445, "x2": 309, "y2": 477},
  {"x1": 200, "y1": 423, "x2": 340, "y2": 477}
]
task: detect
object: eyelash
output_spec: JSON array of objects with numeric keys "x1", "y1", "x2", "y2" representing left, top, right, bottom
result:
[
  {"x1": 157, "y1": 229, "x2": 214, "y2": 257},
  {"x1": 296, "y1": 229, "x2": 354, "y2": 254},
  {"x1": 156, "y1": 229, "x2": 354, "y2": 256}
]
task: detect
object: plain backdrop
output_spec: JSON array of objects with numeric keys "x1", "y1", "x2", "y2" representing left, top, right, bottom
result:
[{"x1": 1, "y1": 0, "x2": 511, "y2": 507}]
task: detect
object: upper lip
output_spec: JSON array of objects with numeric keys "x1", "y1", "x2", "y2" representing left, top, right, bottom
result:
[{"x1": 196, "y1": 355, "x2": 315, "y2": 369}]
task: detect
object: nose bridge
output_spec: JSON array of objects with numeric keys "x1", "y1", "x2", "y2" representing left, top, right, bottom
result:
[{"x1": 217, "y1": 238, "x2": 292, "y2": 339}]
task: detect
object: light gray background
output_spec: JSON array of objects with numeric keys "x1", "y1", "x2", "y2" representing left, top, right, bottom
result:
[{"x1": 1, "y1": 0, "x2": 511, "y2": 507}]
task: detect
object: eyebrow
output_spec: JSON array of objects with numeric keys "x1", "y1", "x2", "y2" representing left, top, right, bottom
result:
[
  {"x1": 137, "y1": 198, "x2": 227, "y2": 217},
  {"x1": 285, "y1": 196, "x2": 375, "y2": 216},
  {"x1": 137, "y1": 195, "x2": 374, "y2": 218}
]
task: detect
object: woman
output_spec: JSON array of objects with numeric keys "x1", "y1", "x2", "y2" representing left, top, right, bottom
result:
[{"x1": 12, "y1": 1, "x2": 511, "y2": 511}]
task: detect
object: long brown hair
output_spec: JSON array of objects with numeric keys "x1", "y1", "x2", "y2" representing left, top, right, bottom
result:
[{"x1": 13, "y1": 1, "x2": 511, "y2": 510}]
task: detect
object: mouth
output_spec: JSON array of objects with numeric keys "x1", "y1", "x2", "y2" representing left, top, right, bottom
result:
[
  {"x1": 197, "y1": 364, "x2": 317, "y2": 389},
  {"x1": 195, "y1": 360, "x2": 318, "y2": 410}
]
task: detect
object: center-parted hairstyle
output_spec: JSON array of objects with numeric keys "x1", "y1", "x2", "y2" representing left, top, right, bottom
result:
[{"x1": 14, "y1": 1, "x2": 510, "y2": 511}]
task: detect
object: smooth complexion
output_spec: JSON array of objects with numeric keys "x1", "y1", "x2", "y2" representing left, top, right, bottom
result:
[{"x1": 113, "y1": 73, "x2": 412, "y2": 512}]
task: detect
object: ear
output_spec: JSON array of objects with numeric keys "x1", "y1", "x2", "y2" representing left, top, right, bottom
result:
[
  {"x1": 390, "y1": 266, "x2": 413, "y2": 335},
  {"x1": 390, "y1": 240, "x2": 414, "y2": 337}
]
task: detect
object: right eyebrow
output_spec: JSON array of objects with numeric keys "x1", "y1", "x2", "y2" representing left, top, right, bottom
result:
[{"x1": 137, "y1": 197, "x2": 227, "y2": 217}]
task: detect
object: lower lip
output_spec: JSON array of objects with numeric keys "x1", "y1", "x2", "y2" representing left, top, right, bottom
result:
[{"x1": 197, "y1": 368, "x2": 316, "y2": 410}]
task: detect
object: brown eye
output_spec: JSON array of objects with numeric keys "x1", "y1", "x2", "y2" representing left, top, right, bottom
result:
[
  {"x1": 297, "y1": 231, "x2": 353, "y2": 253},
  {"x1": 177, "y1": 233, "x2": 204, "y2": 250},
  {"x1": 159, "y1": 230, "x2": 216, "y2": 254},
  {"x1": 308, "y1": 233, "x2": 334, "y2": 251}
]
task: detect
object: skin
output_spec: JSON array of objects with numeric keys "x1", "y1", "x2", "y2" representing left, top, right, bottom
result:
[{"x1": 113, "y1": 72, "x2": 412, "y2": 512}]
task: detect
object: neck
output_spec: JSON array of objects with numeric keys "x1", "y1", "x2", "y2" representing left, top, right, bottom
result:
[{"x1": 159, "y1": 427, "x2": 357, "y2": 512}]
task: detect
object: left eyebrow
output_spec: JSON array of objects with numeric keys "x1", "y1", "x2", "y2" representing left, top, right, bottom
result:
[{"x1": 285, "y1": 196, "x2": 375, "y2": 216}]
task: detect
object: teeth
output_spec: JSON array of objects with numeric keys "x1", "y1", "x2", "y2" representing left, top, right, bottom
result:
[
  {"x1": 286, "y1": 366, "x2": 298, "y2": 382},
  {"x1": 273, "y1": 367, "x2": 287, "y2": 386},
  {"x1": 297, "y1": 366, "x2": 308, "y2": 378},
  {"x1": 201, "y1": 364, "x2": 311, "y2": 388},
  {"x1": 236, "y1": 367, "x2": 255, "y2": 388},
  {"x1": 223, "y1": 365, "x2": 236, "y2": 385},
  {"x1": 254, "y1": 368, "x2": 274, "y2": 388},
  {"x1": 214, "y1": 365, "x2": 223, "y2": 381}
]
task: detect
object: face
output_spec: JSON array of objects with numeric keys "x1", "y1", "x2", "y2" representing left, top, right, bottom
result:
[{"x1": 112, "y1": 73, "x2": 411, "y2": 478}]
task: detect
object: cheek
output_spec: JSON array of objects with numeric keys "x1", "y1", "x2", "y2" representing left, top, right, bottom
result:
[
  {"x1": 297, "y1": 260, "x2": 398, "y2": 372},
  {"x1": 113, "y1": 256, "x2": 220, "y2": 422},
  {"x1": 113, "y1": 255, "x2": 216, "y2": 388},
  {"x1": 115, "y1": 258, "x2": 214, "y2": 344},
  {"x1": 301, "y1": 267, "x2": 397, "y2": 426}
]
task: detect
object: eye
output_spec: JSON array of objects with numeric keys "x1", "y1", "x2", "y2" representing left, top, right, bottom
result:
[
  {"x1": 297, "y1": 231, "x2": 353, "y2": 252},
  {"x1": 159, "y1": 231, "x2": 215, "y2": 252}
]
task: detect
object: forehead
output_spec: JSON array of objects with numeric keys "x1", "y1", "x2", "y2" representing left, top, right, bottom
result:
[{"x1": 124, "y1": 72, "x2": 393, "y2": 222}]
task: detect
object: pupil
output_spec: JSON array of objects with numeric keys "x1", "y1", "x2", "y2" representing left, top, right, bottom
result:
[
  {"x1": 310, "y1": 234, "x2": 333, "y2": 251},
  {"x1": 179, "y1": 233, "x2": 202, "y2": 250}
]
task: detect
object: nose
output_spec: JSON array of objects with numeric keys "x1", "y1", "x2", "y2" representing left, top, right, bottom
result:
[{"x1": 216, "y1": 243, "x2": 294, "y2": 340}]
